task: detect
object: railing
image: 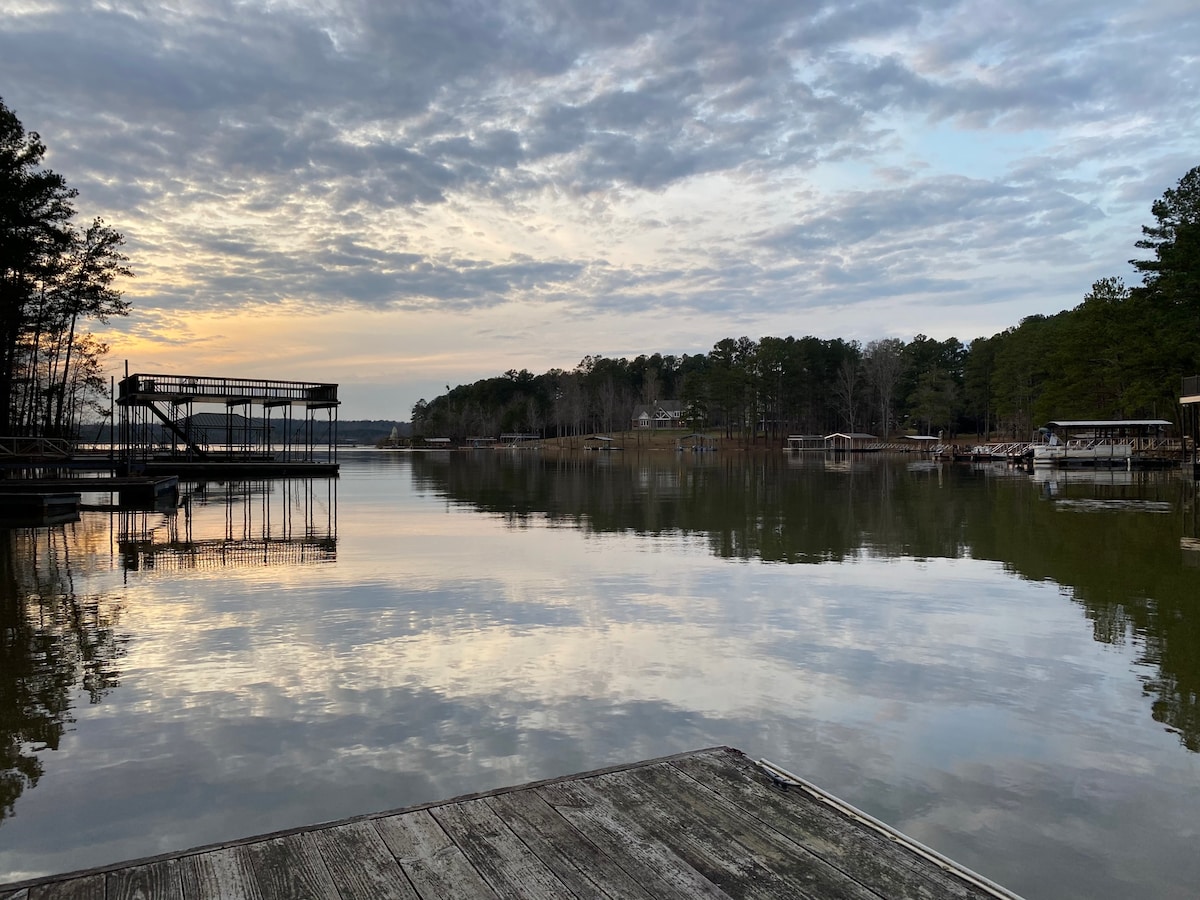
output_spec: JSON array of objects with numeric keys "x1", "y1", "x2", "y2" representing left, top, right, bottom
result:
[
  {"x1": 0, "y1": 436, "x2": 75, "y2": 458},
  {"x1": 1182, "y1": 375, "x2": 1200, "y2": 398},
  {"x1": 118, "y1": 374, "x2": 338, "y2": 406},
  {"x1": 980, "y1": 442, "x2": 1033, "y2": 457}
]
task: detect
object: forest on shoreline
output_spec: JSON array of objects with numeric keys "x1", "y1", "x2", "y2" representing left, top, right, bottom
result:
[{"x1": 414, "y1": 166, "x2": 1200, "y2": 443}]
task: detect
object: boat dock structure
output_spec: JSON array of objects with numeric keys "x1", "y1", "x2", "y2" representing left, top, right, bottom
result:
[
  {"x1": 0, "y1": 747, "x2": 1021, "y2": 900},
  {"x1": 116, "y1": 373, "x2": 340, "y2": 477},
  {"x1": 1182, "y1": 375, "x2": 1200, "y2": 478}
]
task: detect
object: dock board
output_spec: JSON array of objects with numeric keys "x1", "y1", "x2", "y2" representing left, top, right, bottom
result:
[
  {"x1": 0, "y1": 491, "x2": 80, "y2": 526},
  {"x1": 0, "y1": 747, "x2": 1020, "y2": 899},
  {"x1": 0, "y1": 477, "x2": 178, "y2": 507}
]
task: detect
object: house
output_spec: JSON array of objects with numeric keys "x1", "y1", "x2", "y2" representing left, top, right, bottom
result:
[{"x1": 632, "y1": 400, "x2": 684, "y2": 429}]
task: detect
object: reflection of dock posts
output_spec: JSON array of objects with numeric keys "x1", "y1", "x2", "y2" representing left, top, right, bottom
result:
[{"x1": 119, "y1": 476, "x2": 337, "y2": 570}]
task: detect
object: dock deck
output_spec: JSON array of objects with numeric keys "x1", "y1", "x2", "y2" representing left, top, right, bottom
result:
[
  {"x1": 0, "y1": 476, "x2": 178, "y2": 507},
  {"x1": 0, "y1": 490, "x2": 80, "y2": 525},
  {"x1": 0, "y1": 747, "x2": 1019, "y2": 899}
]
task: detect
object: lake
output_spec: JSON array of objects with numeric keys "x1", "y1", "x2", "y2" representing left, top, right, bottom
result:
[{"x1": 2, "y1": 450, "x2": 1199, "y2": 899}]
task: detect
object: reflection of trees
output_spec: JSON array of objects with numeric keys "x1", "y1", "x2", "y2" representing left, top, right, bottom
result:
[
  {"x1": 965, "y1": 476, "x2": 1200, "y2": 753},
  {"x1": 0, "y1": 525, "x2": 127, "y2": 823},
  {"x1": 412, "y1": 453, "x2": 1200, "y2": 753},
  {"x1": 413, "y1": 452, "x2": 976, "y2": 563}
]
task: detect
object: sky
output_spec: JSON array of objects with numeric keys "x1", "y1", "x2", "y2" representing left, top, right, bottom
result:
[{"x1": 2, "y1": 0, "x2": 1198, "y2": 420}]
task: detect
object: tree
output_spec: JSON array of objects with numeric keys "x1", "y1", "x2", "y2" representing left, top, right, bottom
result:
[
  {"x1": 1132, "y1": 165, "x2": 1200, "y2": 306},
  {"x1": 909, "y1": 367, "x2": 959, "y2": 437},
  {"x1": 1129, "y1": 165, "x2": 1200, "y2": 417},
  {"x1": 963, "y1": 335, "x2": 997, "y2": 437},
  {"x1": 1, "y1": 99, "x2": 75, "y2": 431},
  {"x1": 48, "y1": 219, "x2": 130, "y2": 432},
  {"x1": 0, "y1": 98, "x2": 130, "y2": 435},
  {"x1": 1038, "y1": 277, "x2": 1135, "y2": 418},
  {"x1": 705, "y1": 337, "x2": 757, "y2": 439},
  {"x1": 862, "y1": 338, "x2": 903, "y2": 436},
  {"x1": 832, "y1": 352, "x2": 862, "y2": 432},
  {"x1": 755, "y1": 336, "x2": 791, "y2": 440}
]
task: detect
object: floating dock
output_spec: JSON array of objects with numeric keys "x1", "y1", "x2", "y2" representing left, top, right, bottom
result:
[
  {"x1": 0, "y1": 747, "x2": 1020, "y2": 899},
  {"x1": 135, "y1": 460, "x2": 339, "y2": 479},
  {"x1": 0, "y1": 476, "x2": 178, "y2": 507},
  {"x1": 0, "y1": 490, "x2": 80, "y2": 525}
]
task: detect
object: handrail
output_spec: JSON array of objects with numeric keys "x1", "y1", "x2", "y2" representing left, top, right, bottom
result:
[
  {"x1": 0, "y1": 436, "x2": 76, "y2": 458},
  {"x1": 118, "y1": 374, "x2": 338, "y2": 406}
]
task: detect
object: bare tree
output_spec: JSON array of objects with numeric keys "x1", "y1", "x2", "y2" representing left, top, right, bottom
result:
[
  {"x1": 641, "y1": 367, "x2": 661, "y2": 405},
  {"x1": 862, "y1": 338, "x2": 903, "y2": 437},
  {"x1": 833, "y1": 356, "x2": 861, "y2": 432}
]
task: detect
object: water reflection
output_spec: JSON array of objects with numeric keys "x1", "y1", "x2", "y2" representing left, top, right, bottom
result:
[
  {"x1": 411, "y1": 452, "x2": 1200, "y2": 754},
  {"x1": 118, "y1": 478, "x2": 337, "y2": 572},
  {"x1": 1, "y1": 454, "x2": 1199, "y2": 899},
  {"x1": 0, "y1": 478, "x2": 336, "y2": 828},
  {"x1": 0, "y1": 524, "x2": 128, "y2": 822}
]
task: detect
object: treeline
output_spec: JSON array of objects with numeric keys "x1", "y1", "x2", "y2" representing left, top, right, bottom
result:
[
  {"x1": 1, "y1": 98, "x2": 131, "y2": 437},
  {"x1": 414, "y1": 165, "x2": 1200, "y2": 442}
]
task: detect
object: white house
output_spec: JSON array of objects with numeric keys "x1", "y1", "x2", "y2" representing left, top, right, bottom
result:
[{"x1": 632, "y1": 400, "x2": 684, "y2": 429}]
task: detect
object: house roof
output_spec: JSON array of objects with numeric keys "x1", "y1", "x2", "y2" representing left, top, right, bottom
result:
[{"x1": 632, "y1": 401, "x2": 682, "y2": 416}]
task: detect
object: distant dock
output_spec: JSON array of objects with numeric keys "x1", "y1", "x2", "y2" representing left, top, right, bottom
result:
[{"x1": 0, "y1": 747, "x2": 1020, "y2": 899}]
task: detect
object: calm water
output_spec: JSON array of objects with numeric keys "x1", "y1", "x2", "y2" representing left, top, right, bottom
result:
[{"x1": 2, "y1": 451, "x2": 1200, "y2": 898}]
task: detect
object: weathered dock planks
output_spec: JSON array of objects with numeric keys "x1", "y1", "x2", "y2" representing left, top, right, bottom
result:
[{"x1": 0, "y1": 747, "x2": 1022, "y2": 900}]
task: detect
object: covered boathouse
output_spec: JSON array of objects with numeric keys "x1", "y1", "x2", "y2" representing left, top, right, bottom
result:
[
  {"x1": 116, "y1": 373, "x2": 340, "y2": 477},
  {"x1": 1182, "y1": 375, "x2": 1200, "y2": 477},
  {"x1": 1033, "y1": 418, "x2": 1174, "y2": 467}
]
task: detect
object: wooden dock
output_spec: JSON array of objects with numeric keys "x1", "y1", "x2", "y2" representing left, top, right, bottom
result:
[
  {"x1": 0, "y1": 747, "x2": 1021, "y2": 899},
  {"x1": 128, "y1": 460, "x2": 339, "y2": 479},
  {"x1": 0, "y1": 491, "x2": 80, "y2": 525},
  {"x1": 0, "y1": 476, "x2": 178, "y2": 507}
]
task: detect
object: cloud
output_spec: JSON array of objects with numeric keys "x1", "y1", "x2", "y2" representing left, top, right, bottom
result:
[{"x1": 1, "y1": 0, "x2": 1197, "y2": 415}]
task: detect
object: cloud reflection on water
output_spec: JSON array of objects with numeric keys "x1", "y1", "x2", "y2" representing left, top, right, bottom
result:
[{"x1": 1, "y1": 455, "x2": 1199, "y2": 899}]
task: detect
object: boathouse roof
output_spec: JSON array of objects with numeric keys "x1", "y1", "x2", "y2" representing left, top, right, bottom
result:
[{"x1": 1044, "y1": 419, "x2": 1171, "y2": 428}]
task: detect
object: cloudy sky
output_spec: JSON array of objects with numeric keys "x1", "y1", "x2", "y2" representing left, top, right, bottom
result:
[{"x1": 2, "y1": 0, "x2": 1197, "y2": 419}]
